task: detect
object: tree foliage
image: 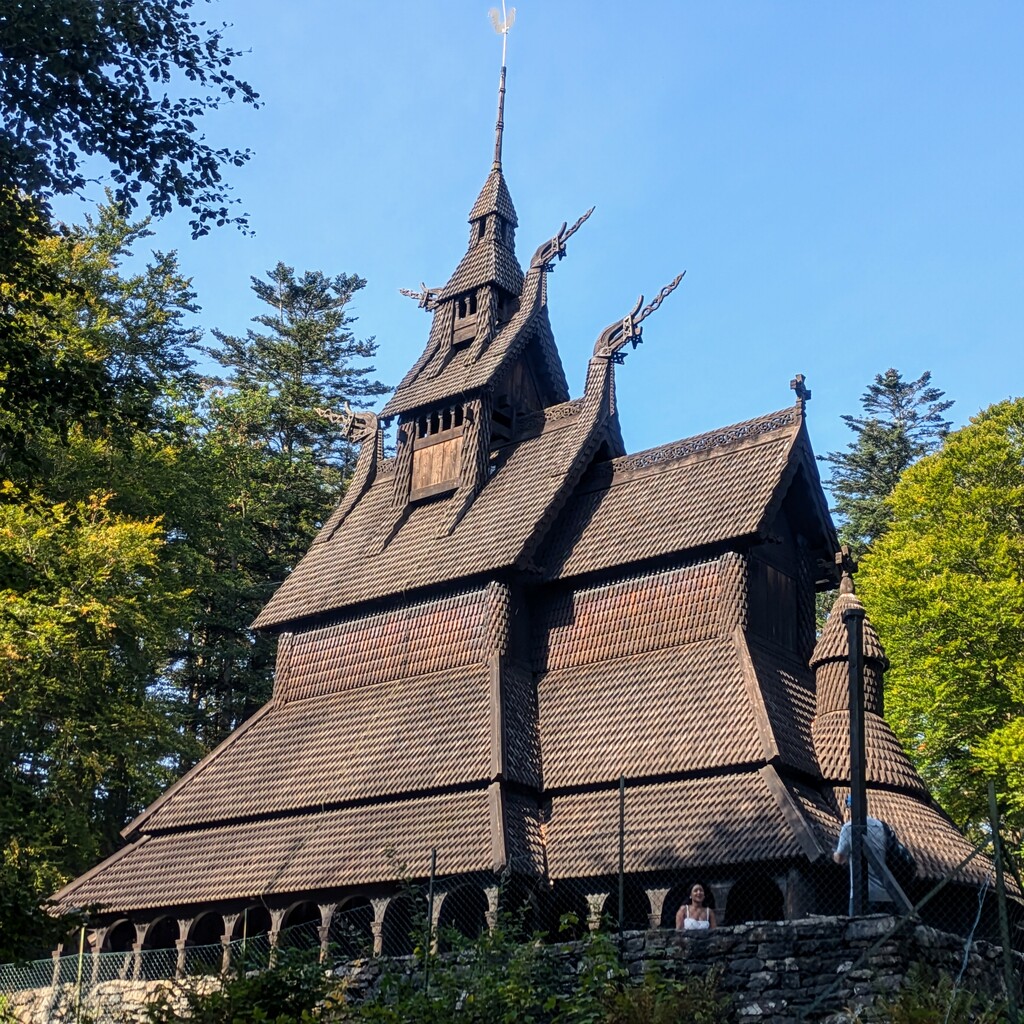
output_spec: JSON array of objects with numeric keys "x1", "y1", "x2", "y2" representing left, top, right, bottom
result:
[
  {"x1": 821, "y1": 369, "x2": 953, "y2": 552},
  {"x1": 0, "y1": 0, "x2": 259, "y2": 237},
  {"x1": 1, "y1": 0, "x2": 256, "y2": 476},
  {"x1": 858, "y1": 398, "x2": 1024, "y2": 852},
  {"x1": 1, "y1": 216, "x2": 390, "y2": 955},
  {"x1": 168, "y1": 263, "x2": 389, "y2": 754},
  {"x1": 141, "y1": 928, "x2": 731, "y2": 1024},
  {"x1": 0, "y1": 207, "x2": 203, "y2": 959}
]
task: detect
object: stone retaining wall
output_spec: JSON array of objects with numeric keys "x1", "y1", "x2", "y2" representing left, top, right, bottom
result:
[
  {"x1": 337, "y1": 915, "x2": 1017, "y2": 1022},
  {"x1": 8, "y1": 916, "x2": 1020, "y2": 1023}
]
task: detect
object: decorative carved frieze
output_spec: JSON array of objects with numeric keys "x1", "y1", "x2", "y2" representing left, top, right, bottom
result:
[{"x1": 611, "y1": 410, "x2": 797, "y2": 472}]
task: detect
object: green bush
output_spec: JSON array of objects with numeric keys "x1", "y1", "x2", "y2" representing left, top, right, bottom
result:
[
  {"x1": 604, "y1": 968, "x2": 730, "y2": 1024},
  {"x1": 141, "y1": 948, "x2": 339, "y2": 1024},
  {"x1": 868, "y1": 963, "x2": 1009, "y2": 1024},
  {"x1": 333, "y1": 925, "x2": 729, "y2": 1024}
]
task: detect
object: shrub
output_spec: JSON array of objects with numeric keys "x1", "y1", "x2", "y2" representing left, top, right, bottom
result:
[
  {"x1": 868, "y1": 963, "x2": 1009, "y2": 1024},
  {"x1": 141, "y1": 948, "x2": 339, "y2": 1024}
]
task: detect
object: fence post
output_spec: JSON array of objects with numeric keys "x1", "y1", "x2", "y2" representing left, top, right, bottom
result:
[
  {"x1": 424, "y1": 847, "x2": 437, "y2": 993},
  {"x1": 988, "y1": 779, "x2": 1019, "y2": 1024},
  {"x1": 618, "y1": 774, "x2": 625, "y2": 935},
  {"x1": 74, "y1": 924, "x2": 85, "y2": 1024}
]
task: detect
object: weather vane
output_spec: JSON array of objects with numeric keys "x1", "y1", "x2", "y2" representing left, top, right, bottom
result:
[
  {"x1": 489, "y1": 2, "x2": 516, "y2": 67},
  {"x1": 488, "y1": 3, "x2": 516, "y2": 168}
]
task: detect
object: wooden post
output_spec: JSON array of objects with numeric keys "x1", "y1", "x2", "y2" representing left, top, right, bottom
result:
[
  {"x1": 424, "y1": 847, "x2": 437, "y2": 993},
  {"x1": 844, "y1": 605, "x2": 867, "y2": 915},
  {"x1": 988, "y1": 779, "x2": 1020, "y2": 1024},
  {"x1": 618, "y1": 774, "x2": 626, "y2": 934}
]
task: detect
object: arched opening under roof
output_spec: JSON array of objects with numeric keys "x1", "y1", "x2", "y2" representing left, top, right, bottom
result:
[
  {"x1": 184, "y1": 912, "x2": 224, "y2": 973},
  {"x1": 380, "y1": 895, "x2": 417, "y2": 957},
  {"x1": 230, "y1": 905, "x2": 273, "y2": 954},
  {"x1": 619, "y1": 880, "x2": 653, "y2": 932},
  {"x1": 498, "y1": 877, "x2": 541, "y2": 941},
  {"x1": 99, "y1": 919, "x2": 137, "y2": 981},
  {"x1": 139, "y1": 916, "x2": 179, "y2": 981},
  {"x1": 660, "y1": 880, "x2": 718, "y2": 929},
  {"x1": 103, "y1": 919, "x2": 136, "y2": 954},
  {"x1": 547, "y1": 885, "x2": 591, "y2": 940},
  {"x1": 142, "y1": 916, "x2": 178, "y2": 950},
  {"x1": 187, "y1": 912, "x2": 223, "y2": 947},
  {"x1": 279, "y1": 901, "x2": 321, "y2": 950},
  {"x1": 328, "y1": 896, "x2": 373, "y2": 961},
  {"x1": 725, "y1": 872, "x2": 784, "y2": 925},
  {"x1": 436, "y1": 885, "x2": 488, "y2": 951}
]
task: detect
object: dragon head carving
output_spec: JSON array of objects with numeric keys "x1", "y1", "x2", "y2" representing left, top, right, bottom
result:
[
  {"x1": 530, "y1": 207, "x2": 595, "y2": 271},
  {"x1": 316, "y1": 403, "x2": 379, "y2": 446},
  {"x1": 593, "y1": 272, "x2": 685, "y2": 361}
]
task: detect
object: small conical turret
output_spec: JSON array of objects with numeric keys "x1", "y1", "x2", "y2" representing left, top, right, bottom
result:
[
  {"x1": 810, "y1": 571, "x2": 889, "y2": 716},
  {"x1": 810, "y1": 567, "x2": 925, "y2": 795}
]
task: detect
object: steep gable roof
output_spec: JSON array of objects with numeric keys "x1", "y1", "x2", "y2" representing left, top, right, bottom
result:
[
  {"x1": 254, "y1": 390, "x2": 604, "y2": 630},
  {"x1": 382, "y1": 260, "x2": 567, "y2": 419},
  {"x1": 537, "y1": 404, "x2": 814, "y2": 581}
]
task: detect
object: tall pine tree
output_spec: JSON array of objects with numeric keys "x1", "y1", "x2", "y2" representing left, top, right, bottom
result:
[
  {"x1": 821, "y1": 369, "x2": 953, "y2": 552},
  {"x1": 169, "y1": 263, "x2": 389, "y2": 754}
]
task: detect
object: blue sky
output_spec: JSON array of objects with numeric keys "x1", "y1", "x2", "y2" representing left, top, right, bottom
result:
[{"x1": 57, "y1": 1, "x2": 1024, "y2": 471}]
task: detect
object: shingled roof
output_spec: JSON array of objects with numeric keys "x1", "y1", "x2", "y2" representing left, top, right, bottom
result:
[
  {"x1": 536, "y1": 406, "x2": 811, "y2": 580},
  {"x1": 382, "y1": 261, "x2": 567, "y2": 419},
  {"x1": 545, "y1": 768, "x2": 828, "y2": 879},
  {"x1": 55, "y1": 788, "x2": 545, "y2": 914},
  {"x1": 255, "y1": 399, "x2": 817, "y2": 631},
  {"x1": 810, "y1": 580, "x2": 1000, "y2": 886}
]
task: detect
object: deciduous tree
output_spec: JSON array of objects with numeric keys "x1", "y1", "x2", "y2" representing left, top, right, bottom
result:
[
  {"x1": 858, "y1": 398, "x2": 1024, "y2": 852},
  {"x1": 0, "y1": 206, "x2": 201, "y2": 957},
  {"x1": 0, "y1": 0, "x2": 258, "y2": 237}
]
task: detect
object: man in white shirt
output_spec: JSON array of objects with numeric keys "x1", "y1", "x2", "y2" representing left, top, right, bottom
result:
[{"x1": 833, "y1": 797, "x2": 894, "y2": 914}]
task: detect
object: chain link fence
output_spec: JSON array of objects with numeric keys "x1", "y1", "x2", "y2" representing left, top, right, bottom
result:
[{"x1": 2, "y1": 784, "x2": 1021, "y2": 1023}]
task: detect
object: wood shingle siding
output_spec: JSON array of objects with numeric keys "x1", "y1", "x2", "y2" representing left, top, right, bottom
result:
[{"x1": 52, "y1": 79, "x2": 1002, "y2": 930}]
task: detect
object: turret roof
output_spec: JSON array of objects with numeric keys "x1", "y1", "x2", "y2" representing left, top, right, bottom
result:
[{"x1": 383, "y1": 256, "x2": 560, "y2": 418}]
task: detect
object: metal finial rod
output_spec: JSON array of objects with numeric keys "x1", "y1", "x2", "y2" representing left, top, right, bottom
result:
[
  {"x1": 493, "y1": 65, "x2": 506, "y2": 169},
  {"x1": 489, "y1": 4, "x2": 516, "y2": 168}
]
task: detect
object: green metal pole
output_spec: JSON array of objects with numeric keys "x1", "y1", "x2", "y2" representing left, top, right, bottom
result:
[
  {"x1": 424, "y1": 847, "x2": 437, "y2": 993},
  {"x1": 74, "y1": 923, "x2": 85, "y2": 1024},
  {"x1": 988, "y1": 779, "x2": 1019, "y2": 1024},
  {"x1": 618, "y1": 774, "x2": 625, "y2": 934}
]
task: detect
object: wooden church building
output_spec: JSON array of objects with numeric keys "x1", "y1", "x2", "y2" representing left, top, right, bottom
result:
[{"x1": 54, "y1": 62, "x2": 990, "y2": 962}]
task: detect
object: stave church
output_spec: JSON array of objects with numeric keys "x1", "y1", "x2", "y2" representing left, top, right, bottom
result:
[{"x1": 54, "y1": 53, "x2": 991, "y2": 963}]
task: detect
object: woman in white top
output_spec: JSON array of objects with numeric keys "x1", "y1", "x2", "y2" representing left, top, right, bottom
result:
[{"x1": 675, "y1": 883, "x2": 717, "y2": 931}]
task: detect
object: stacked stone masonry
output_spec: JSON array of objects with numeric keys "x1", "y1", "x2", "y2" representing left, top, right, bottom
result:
[{"x1": 12, "y1": 918, "x2": 1018, "y2": 1024}]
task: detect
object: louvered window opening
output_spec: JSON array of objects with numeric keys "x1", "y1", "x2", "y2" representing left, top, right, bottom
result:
[
  {"x1": 410, "y1": 404, "x2": 465, "y2": 499},
  {"x1": 454, "y1": 292, "x2": 479, "y2": 346}
]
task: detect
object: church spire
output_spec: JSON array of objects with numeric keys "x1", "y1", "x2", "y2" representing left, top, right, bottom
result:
[
  {"x1": 433, "y1": 7, "x2": 522, "y2": 305},
  {"x1": 489, "y1": 5, "x2": 514, "y2": 170},
  {"x1": 493, "y1": 65, "x2": 507, "y2": 170}
]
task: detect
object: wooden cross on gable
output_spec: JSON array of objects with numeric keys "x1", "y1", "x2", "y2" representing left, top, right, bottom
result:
[
  {"x1": 790, "y1": 373, "x2": 812, "y2": 405},
  {"x1": 835, "y1": 544, "x2": 858, "y2": 593}
]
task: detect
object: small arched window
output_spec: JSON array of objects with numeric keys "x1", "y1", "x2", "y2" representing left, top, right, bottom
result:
[{"x1": 453, "y1": 291, "x2": 479, "y2": 345}]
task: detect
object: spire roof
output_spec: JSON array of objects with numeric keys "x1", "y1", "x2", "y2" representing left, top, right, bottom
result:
[
  {"x1": 468, "y1": 164, "x2": 518, "y2": 226},
  {"x1": 809, "y1": 578, "x2": 889, "y2": 669}
]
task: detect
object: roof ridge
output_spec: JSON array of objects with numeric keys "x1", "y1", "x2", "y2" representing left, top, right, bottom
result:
[{"x1": 608, "y1": 405, "x2": 800, "y2": 474}]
